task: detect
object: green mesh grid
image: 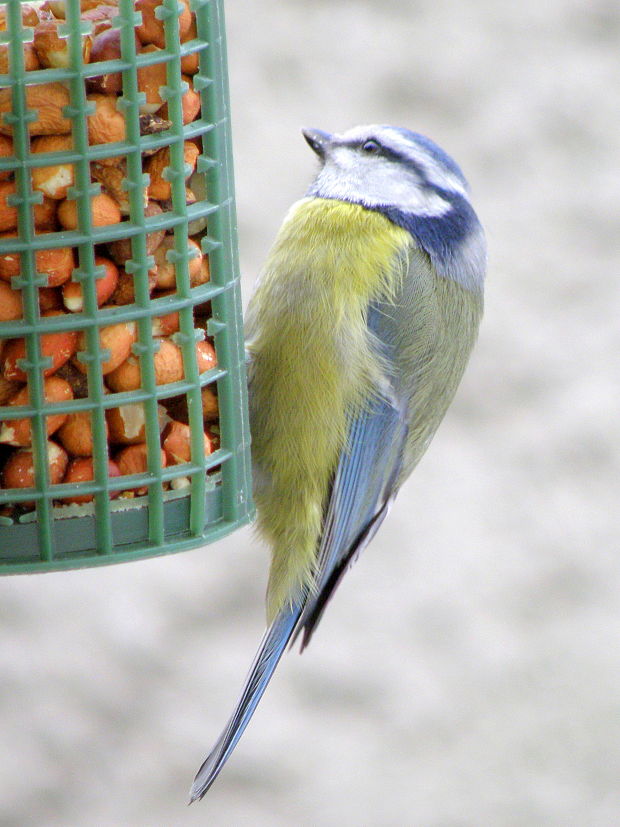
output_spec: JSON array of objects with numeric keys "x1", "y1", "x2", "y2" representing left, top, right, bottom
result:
[{"x1": 0, "y1": 0, "x2": 254, "y2": 571}]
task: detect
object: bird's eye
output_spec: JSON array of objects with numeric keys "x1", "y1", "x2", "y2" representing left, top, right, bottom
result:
[{"x1": 361, "y1": 140, "x2": 381, "y2": 154}]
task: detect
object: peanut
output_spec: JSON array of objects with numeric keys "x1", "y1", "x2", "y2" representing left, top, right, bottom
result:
[
  {"x1": 162, "y1": 420, "x2": 213, "y2": 465},
  {"x1": 74, "y1": 321, "x2": 137, "y2": 375},
  {"x1": 2, "y1": 315, "x2": 79, "y2": 381},
  {"x1": 1, "y1": 441, "x2": 68, "y2": 493},
  {"x1": 115, "y1": 442, "x2": 167, "y2": 495},
  {"x1": 0, "y1": 83, "x2": 72, "y2": 137},
  {"x1": 0, "y1": 375, "x2": 73, "y2": 447},
  {"x1": 0, "y1": 234, "x2": 75, "y2": 287},
  {"x1": 57, "y1": 410, "x2": 107, "y2": 457},
  {"x1": 62, "y1": 256, "x2": 118, "y2": 312},
  {"x1": 61, "y1": 456, "x2": 121, "y2": 504}
]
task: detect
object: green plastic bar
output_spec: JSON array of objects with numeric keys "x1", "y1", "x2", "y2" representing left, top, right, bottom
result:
[
  {"x1": 5, "y1": 0, "x2": 56, "y2": 558},
  {"x1": 196, "y1": 0, "x2": 253, "y2": 523},
  {"x1": 62, "y1": 0, "x2": 115, "y2": 556},
  {"x1": 117, "y1": 0, "x2": 166, "y2": 547},
  {"x1": 160, "y1": 0, "x2": 207, "y2": 536}
]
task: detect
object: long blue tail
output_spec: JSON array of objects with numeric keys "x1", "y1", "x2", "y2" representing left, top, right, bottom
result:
[{"x1": 189, "y1": 604, "x2": 302, "y2": 802}]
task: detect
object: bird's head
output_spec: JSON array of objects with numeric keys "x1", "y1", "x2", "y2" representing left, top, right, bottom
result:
[{"x1": 302, "y1": 124, "x2": 486, "y2": 290}]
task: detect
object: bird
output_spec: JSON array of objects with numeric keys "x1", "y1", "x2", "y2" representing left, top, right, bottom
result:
[{"x1": 190, "y1": 124, "x2": 486, "y2": 801}]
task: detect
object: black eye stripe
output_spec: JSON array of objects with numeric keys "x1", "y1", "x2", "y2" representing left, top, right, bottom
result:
[{"x1": 339, "y1": 137, "x2": 430, "y2": 181}]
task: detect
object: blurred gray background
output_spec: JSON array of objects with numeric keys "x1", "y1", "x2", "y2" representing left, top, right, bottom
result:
[{"x1": 1, "y1": 0, "x2": 619, "y2": 824}]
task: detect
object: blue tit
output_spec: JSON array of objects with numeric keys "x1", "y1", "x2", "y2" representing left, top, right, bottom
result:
[{"x1": 190, "y1": 124, "x2": 486, "y2": 801}]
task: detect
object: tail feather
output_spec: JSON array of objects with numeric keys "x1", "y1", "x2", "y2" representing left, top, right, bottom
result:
[{"x1": 189, "y1": 603, "x2": 302, "y2": 802}]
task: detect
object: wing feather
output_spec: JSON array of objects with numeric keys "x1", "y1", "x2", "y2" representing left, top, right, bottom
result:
[{"x1": 293, "y1": 300, "x2": 411, "y2": 647}]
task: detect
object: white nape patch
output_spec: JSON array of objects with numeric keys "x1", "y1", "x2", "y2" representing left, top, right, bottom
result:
[
  {"x1": 455, "y1": 218, "x2": 487, "y2": 284},
  {"x1": 315, "y1": 147, "x2": 452, "y2": 217}
]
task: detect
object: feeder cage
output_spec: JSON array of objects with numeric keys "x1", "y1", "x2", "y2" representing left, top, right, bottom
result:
[{"x1": 0, "y1": 0, "x2": 253, "y2": 572}]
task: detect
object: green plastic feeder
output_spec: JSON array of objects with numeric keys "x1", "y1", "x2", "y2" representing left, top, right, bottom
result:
[{"x1": 0, "y1": 0, "x2": 253, "y2": 572}]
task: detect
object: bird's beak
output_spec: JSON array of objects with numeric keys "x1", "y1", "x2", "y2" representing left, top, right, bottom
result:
[{"x1": 302, "y1": 127, "x2": 333, "y2": 159}]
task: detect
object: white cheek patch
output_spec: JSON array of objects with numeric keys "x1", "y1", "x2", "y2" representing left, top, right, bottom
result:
[
  {"x1": 368, "y1": 161, "x2": 452, "y2": 216},
  {"x1": 330, "y1": 146, "x2": 357, "y2": 171},
  {"x1": 317, "y1": 150, "x2": 452, "y2": 218}
]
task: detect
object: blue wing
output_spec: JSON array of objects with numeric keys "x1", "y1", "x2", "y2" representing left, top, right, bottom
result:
[{"x1": 293, "y1": 301, "x2": 410, "y2": 647}]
